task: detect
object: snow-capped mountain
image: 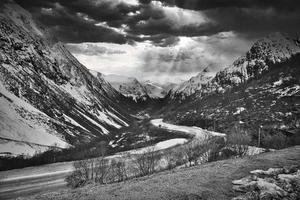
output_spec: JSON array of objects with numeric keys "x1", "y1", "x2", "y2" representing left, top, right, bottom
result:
[
  {"x1": 170, "y1": 33, "x2": 300, "y2": 100},
  {"x1": 204, "y1": 33, "x2": 300, "y2": 94},
  {"x1": 164, "y1": 33, "x2": 300, "y2": 137},
  {"x1": 142, "y1": 80, "x2": 168, "y2": 98},
  {"x1": 170, "y1": 67, "x2": 215, "y2": 99},
  {"x1": 102, "y1": 74, "x2": 150, "y2": 101},
  {"x1": 0, "y1": 2, "x2": 131, "y2": 156}
]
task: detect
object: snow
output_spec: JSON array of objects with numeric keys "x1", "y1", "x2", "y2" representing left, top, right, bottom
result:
[
  {"x1": 103, "y1": 74, "x2": 149, "y2": 99},
  {"x1": 77, "y1": 111, "x2": 109, "y2": 135},
  {"x1": 63, "y1": 114, "x2": 89, "y2": 131},
  {"x1": 94, "y1": 111, "x2": 122, "y2": 129},
  {"x1": 107, "y1": 111, "x2": 129, "y2": 127},
  {"x1": 0, "y1": 81, "x2": 44, "y2": 115},
  {"x1": 0, "y1": 139, "x2": 49, "y2": 157},
  {"x1": 0, "y1": 82, "x2": 69, "y2": 154},
  {"x1": 143, "y1": 81, "x2": 166, "y2": 98},
  {"x1": 233, "y1": 107, "x2": 246, "y2": 115},
  {"x1": 273, "y1": 79, "x2": 283, "y2": 86},
  {"x1": 172, "y1": 69, "x2": 215, "y2": 97},
  {"x1": 277, "y1": 85, "x2": 300, "y2": 98},
  {"x1": 61, "y1": 83, "x2": 91, "y2": 105}
]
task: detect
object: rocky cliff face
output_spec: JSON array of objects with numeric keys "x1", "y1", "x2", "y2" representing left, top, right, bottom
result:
[{"x1": 0, "y1": 2, "x2": 131, "y2": 156}]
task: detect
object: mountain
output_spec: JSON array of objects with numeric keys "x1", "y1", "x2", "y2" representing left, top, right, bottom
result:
[
  {"x1": 142, "y1": 80, "x2": 169, "y2": 98},
  {"x1": 102, "y1": 74, "x2": 150, "y2": 101},
  {"x1": 170, "y1": 67, "x2": 215, "y2": 99},
  {"x1": 0, "y1": 1, "x2": 132, "y2": 156},
  {"x1": 102, "y1": 74, "x2": 173, "y2": 100},
  {"x1": 164, "y1": 33, "x2": 300, "y2": 143},
  {"x1": 170, "y1": 33, "x2": 300, "y2": 100}
]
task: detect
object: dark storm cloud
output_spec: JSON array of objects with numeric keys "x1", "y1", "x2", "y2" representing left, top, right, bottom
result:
[
  {"x1": 203, "y1": 7, "x2": 300, "y2": 39},
  {"x1": 14, "y1": 0, "x2": 300, "y2": 45},
  {"x1": 15, "y1": 0, "x2": 137, "y2": 43},
  {"x1": 157, "y1": 0, "x2": 300, "y2": 11},
  {"x1": 132, "y1": 0, "x2": 300, "y2": 40},
  {"x1": 66, "y1": 43, "x2": 126, "y2": 55}
]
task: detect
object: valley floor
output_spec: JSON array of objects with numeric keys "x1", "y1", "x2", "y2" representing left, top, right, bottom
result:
[
  {"x1": 0, "y1": 118, "x2": 214, "y2": 200},
  {"x1": 14, "y1": 146, "x2": 300, "y2": 200}
]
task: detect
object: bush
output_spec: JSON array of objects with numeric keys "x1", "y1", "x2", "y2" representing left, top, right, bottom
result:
[
  {"x1": 94, "y1": 157, "x2": 110, "y2": 184},
  {"x1": 107, "y1": 158, "x2": 127, "y2": 183},
  {"x1": 65, "y1": 170, "x2": 87, "y2": 188},
  {"x1": 65, "y1": 160, "x2": 89, "y2": 188},
  {"x1": 134, "y1": 147, "x2": 161, "y2": 176},
  {"x1": 181, "y1": 136, "x2": 223, "y2": 166},
  {"x1": 262, "y1": 132, "x2": 287, "y2": 149},
  {"x1": 225, "y1": 127, "x2": 252, "y2": 157},
  {"x1": 207, "y1": 137, "x2": 226, "y2": 162}
]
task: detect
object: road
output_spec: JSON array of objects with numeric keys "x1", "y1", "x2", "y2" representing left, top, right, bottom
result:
[{"x1": 0, "y1": 119, "x2": 225, "y2": 200}]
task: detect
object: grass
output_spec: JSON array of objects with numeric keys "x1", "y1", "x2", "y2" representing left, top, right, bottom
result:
[{"x1": 21, "y1": 145, "x2": 300, "y2": 200}]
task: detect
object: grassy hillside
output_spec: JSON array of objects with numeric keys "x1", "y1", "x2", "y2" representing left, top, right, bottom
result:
[{"x1": 21, "y1": 146, "x2": 300, "y2": 200}]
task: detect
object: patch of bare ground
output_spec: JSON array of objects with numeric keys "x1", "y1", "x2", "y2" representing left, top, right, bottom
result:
[{"x1": 22, "y1": 146, "x2": 300, "y2": 200}]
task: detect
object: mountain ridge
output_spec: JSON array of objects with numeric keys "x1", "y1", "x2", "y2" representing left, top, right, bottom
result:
[
  {"x1": 163, "y1": 33, "x2": 300, "y2": 146},
  {"x1": 0, "y1": 1, "x2": 133, "y2": 156},
  {"x1": 169, "y1": 33, "x2": 300, "y2": 100}
]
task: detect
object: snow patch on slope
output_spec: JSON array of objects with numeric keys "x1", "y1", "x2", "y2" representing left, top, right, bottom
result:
[{"x1": 0, "y1": 83, "x2": 69, "y2": 153}]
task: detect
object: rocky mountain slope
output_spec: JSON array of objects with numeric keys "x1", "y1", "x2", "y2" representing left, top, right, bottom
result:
[
  {"x1": 102, "y1": 73, "x2": 172, "y2": 100},
  {"x1": 170, "y1": 33, "x2": 300, "y2": 100},
  {"x1": 102, "y1": 73, "x2": 150, "y2": 101},
  {"x1": 170, "y1": 67, "x2": 215, "y2": 99},
  {"x1": 0, "y1": 1, "x2": 132, "y2": 156},
  {"x1": 164, "y1": 33, "x2": 300, "y2": 144},
  {"x1": 142, "y1": 80, "x2": 170, "y2": 98}
]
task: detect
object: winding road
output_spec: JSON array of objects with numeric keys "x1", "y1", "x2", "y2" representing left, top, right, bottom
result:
[{"x1": 0, "y1": 119, "x2": 226, "y2": 200}]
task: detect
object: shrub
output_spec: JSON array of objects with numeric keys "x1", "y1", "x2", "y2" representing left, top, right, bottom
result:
[
  {"x1": 207, "y1": 137, "x2": 226, "y2": 162},
  {"x1": 94, "y1": 157, "x2": 110, "y2": 184},
  {"x1": 108, "y1": 158, "x2": 127, "y2": 183},
  {"x1": 134, "y1": 147, "x2": 161, "y2": 176},
  {"x1": 164, "y1": 151, "x2": 179, "y2": 170},
  {"x1": 65, "y1": 170, "x2": 87, "y2": 188},
  {"x1": 65, "y1": 160, "x2": 89, "y2": 188},
  {"x1": 225, "y1": 127, "x2": 252, "y2": 157},
  {"x1": 262, "y1": 132, "x2": 287, "y2": 149}
]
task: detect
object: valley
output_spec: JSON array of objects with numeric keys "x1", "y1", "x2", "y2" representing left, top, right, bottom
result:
[
  {"x1": 0, "y1": 1, "x2": 299, "y2": 200},
  {"x1": 0, "y1": 118, "x2": 225, "y2": 200},
  {"x1": 2, "y1": 146, "x2": 299, "y2": 200}
]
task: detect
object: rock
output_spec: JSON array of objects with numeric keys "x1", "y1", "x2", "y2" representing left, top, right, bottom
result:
[
  {"x1": 283, "y1": 165, "x2": 299, "y2": 174},
  {"x1": 256, "y1": 178, "x2": 286, "y2": 197},
  {"x1": 232, "y1": 191, "x2": 259, "y2": 200},
  {"x1": 250, "y1": 168, "x2": 284, "y2": 177},
  {"x1": 232, "y1": 166, "x2": 300, "y2": 200}
]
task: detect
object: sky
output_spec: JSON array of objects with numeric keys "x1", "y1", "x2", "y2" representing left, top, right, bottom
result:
[{"x1": 16, "y1": 0, "x2": 300, "y2": 84}]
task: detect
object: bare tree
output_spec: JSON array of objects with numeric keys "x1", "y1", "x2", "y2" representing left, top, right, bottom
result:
[
  {"x1": 65, "y1": 159, "x2": 90, "y2": 188},
  {"x1": 94, "y1": 156, "x2": 110, "y2": 184},
  {"x1": 108, "y1": 158, "x2": 128, "y2": 183},
  {"x1": 134, "y1": 146, "x2": 161, "y2": 176}
]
